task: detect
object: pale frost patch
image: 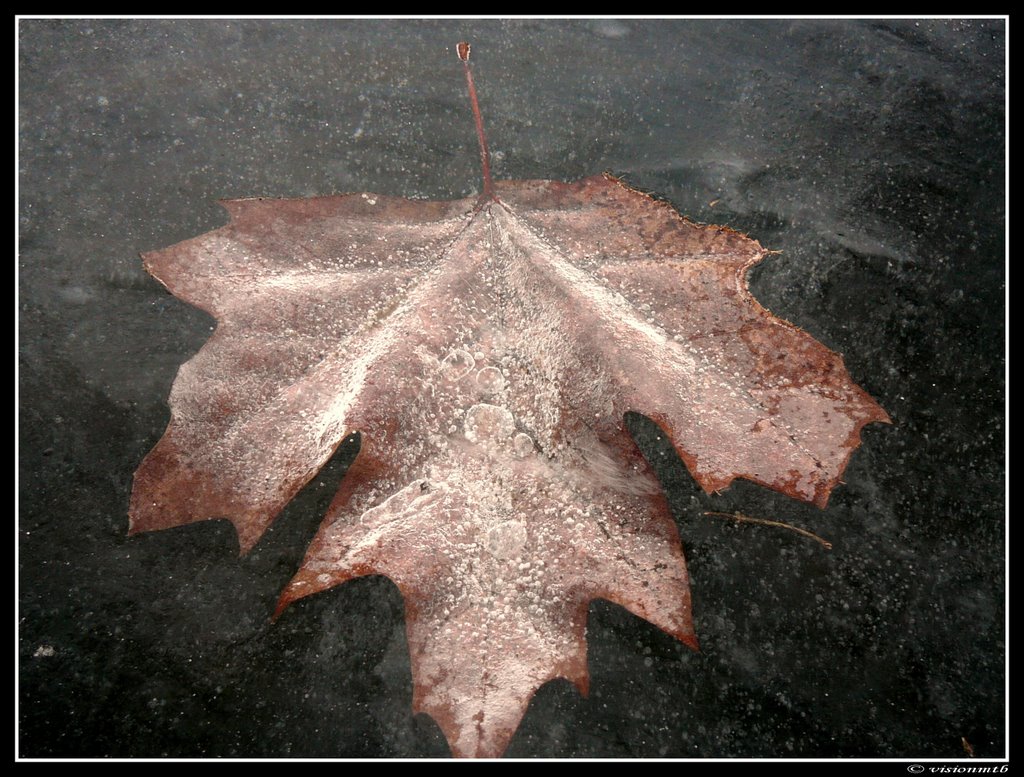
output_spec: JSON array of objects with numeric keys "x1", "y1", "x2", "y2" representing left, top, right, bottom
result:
[{"x1": 486, "y1": 520, "x2": 528, "y2": 561}]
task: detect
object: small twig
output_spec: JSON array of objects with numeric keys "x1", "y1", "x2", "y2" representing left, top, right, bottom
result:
[{"x1": 703, "y1": 511, "x2": 833, "y2": 550}]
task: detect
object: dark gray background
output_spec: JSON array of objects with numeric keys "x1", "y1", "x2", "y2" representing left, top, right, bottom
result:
[{"x1": 18, "y1": 19, "x2": 1005, "y2": 758}]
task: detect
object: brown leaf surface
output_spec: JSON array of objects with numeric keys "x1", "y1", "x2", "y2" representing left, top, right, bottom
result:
[{"x1": 130, "y1": 174, "x2": 889, "y2": 757}]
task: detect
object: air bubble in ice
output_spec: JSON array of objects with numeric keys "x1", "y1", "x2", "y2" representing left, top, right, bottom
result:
[
  {"x1": 512, "y1": 433, "x2": 534, "y2": 459},
  {"x1": 476, "y1": 366, "x2": 506, "y2": 395},
  {"x1": 440, "y1": 349, "x2": 475, "y2": 381},
  {"x1": 464, "y1": 403, "x2": 515, "y2": 445}
]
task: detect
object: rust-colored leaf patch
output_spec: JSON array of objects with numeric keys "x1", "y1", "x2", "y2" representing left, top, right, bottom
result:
[{"x1": 130, "y1": 44, "x2": 888, "y2": 758}]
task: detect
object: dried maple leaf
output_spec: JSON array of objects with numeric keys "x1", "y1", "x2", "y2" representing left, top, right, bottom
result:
[{"x1": 130, "y1": 43, "x2": 889, "y2": 757}]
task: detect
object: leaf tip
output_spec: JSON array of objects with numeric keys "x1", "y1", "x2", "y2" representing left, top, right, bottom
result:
[
  {"x1": 232, "y1": 520, "x2": 263, "y2": 557},
  {"x1": 270, "y1": 597, "x2": 289, "y2": 623},
  {"x1": 573, "y1": 672, "x2": 590, "y2": 698},
  {"x1": 666, "y1": 621, "x2": 701, "y2": 654},
  {"x1": 456, "y1": 41, "x2": 471, "y2": 62}
]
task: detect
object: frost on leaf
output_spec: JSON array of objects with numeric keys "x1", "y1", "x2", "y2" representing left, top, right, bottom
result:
[{"x1": 130, "y1": 174, "x2": 889, "y2": 757}]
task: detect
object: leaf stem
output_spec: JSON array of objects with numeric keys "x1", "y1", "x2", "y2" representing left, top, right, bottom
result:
[
  {"x1": 457, "y1": 42, "x2": 495, "y2": 202},
  {"x1": 703, "y1": 511, "x2": 833, "y2": 550}
]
